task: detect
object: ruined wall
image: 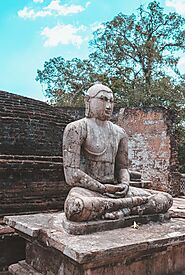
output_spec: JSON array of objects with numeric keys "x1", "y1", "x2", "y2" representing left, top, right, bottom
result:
[
  {"x1": 117, "y1": 107, "x2": 179, "y2": 196},
  {"x1": 0, "y1": 90, "x2": 71, "y2": 156},
  {"x1": 0, "y1": 91, "x2": 180, "y2": 271},
  {"x1": 0, "y1": 90, "x2": 72, "y2": 215},
  {"x1": 0, "y1": 155, "x2": 70, "y2": 215},
  {"x1": 56, "y1": 106, "x2": 85, "y2": 121}
]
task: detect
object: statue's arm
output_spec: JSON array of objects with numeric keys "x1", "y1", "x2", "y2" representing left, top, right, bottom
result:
[
  {"x1": 114, "y1": 130, "x2": 130, "y2": 196},
  {"x1": 63, "y1": 121, "x2": 106, "y2": 194}
]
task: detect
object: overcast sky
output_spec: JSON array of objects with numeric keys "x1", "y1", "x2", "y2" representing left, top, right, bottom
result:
[{"x1": 0, "y1": 0, "x2": 185, "y2": 101}]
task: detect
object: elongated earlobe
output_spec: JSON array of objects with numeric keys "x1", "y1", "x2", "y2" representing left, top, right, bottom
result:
[{"x1": 84, "y1": 96, "x2": 91, "y2": 117}]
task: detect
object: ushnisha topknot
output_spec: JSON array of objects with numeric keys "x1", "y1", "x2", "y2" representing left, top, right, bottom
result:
[{"x1": 86, "y1": 84, "x2": 113, "y2": 98}]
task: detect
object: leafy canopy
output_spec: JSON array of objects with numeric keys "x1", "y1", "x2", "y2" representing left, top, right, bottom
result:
[{"x1": 36, "y1": 1, "x2": 185, "y2": 109}]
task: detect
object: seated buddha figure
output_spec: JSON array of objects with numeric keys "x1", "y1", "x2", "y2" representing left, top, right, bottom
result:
[{"x1": 63, "y1": 84, "x2": 173, "y2": 222}]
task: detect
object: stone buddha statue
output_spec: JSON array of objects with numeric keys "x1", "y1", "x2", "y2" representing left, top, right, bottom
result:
[{"x1": 63, "y1": 84, "x2": 173, "y2": 222}]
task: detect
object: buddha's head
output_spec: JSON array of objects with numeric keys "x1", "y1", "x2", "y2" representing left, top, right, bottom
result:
[{"x1": 85, "y1": 84, "x2": 114, "y2": 121}]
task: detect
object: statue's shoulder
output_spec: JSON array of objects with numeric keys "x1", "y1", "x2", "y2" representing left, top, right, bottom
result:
[
  {"x1": 64, "y1": 118, "x2": 87, "y2": 136},
  {"x1": 109, "y1": 121, "x2": 128, "y2": 139}
]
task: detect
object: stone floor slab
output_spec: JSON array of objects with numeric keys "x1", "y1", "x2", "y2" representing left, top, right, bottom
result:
[{"x1": 4, "y1": 213, "x2": 185, "y2": 265}]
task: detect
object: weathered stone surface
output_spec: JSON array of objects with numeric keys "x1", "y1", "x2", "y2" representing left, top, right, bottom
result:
[
  {"x1": 62, "y1": 212, "x2": 170, "y2": 235},
  {"x1": 9, "y1": 261, "x2": 42, "y2": 275},
  {"x1": 3, "y1": 197, "x2": 184, "y2": 273},
  {"x1": 181, "y1": 174, "x2": 185, "y2": 195},
  {"x1": 0, "y1": 90, "x2": 179, "y2": 220},
  {"x1": 0, "y1": 90, "x2": 177, "y2": 219},
  {"x1": 63, "y1": 84, "x2": 173, "y2": 224},
  {"x1": 4, "y1": 213, "x2": 185, "y2": 264},
  {"x1": 59, "y1": 106, "x2": 180, "y2": 196},
  {"x1": 0, "y1": 89, "x2": 179, "y2": 272},
  {"x1": 5, "y1": 213, "x2": 185, "y2": 275},
  {"x1": 117, "y1": 108, "x2": 179, "y2": 195},
  {"x1": 170, "y1": 196, "x2": 185, "y2": 218},
  {"x1": 0, "y1": 224, "x2": 14, "y2": 235},
  {"x1": 4, "y1": 213, "x2": 59, "y2": 238}
]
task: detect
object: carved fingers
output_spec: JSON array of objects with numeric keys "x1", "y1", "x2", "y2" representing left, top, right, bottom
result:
[
  {"x1": 104, "y1": 184, "x2": 125, "y2": 194},
  {"x1": 114, "y1": 183, "x2": 129, "y2": 197}
]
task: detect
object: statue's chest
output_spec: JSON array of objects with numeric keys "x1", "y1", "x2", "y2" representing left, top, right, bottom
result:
[{"x1": 83, "y1": 122, "x2": 118, "y2": 159}]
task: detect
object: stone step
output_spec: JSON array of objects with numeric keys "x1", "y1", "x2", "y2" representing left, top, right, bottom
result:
[{"x1": 9, "y1": 261, "x2": 42, "y2": 275}]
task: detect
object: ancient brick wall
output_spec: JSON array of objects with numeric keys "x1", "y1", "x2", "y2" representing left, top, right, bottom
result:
[
  {"x1": 0, "y1": 90, "x2": 71, "y2": 156},
  {"x1": 56, "y1": 106, "x2": 85, "y2": 121},
  {"x1": 117, "y1": 107, "x2": 179, "y2": 196},
  {"x1": 0, "y1": 90, "x2": 72, "y2": 215},
  {"x1": 0, "y1": 155, "x2": 70, "y2": 215}
]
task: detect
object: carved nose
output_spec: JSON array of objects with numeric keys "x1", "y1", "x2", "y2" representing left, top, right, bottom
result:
[{"x1": 106, "y1": 103, "x2": 111, "y2": 109}]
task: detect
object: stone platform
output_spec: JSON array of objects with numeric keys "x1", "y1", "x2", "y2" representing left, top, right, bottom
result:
[
  {"x1": 4, "y1": 212, "x2": 185, "y2": 275},
  {"x1": 169, "y1": 196, "x2": 185, "y2": 218},
  {"x1": 62, "y1": 212, "x2": 170, "y2": 235}
]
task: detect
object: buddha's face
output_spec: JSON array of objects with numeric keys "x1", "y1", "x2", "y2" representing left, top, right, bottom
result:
[{"x1": 87, "y1": 90, "x2": 114, "y2": 121}]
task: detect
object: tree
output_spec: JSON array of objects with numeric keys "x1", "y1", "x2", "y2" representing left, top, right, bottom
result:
[
  {"x1": 36, "y1": 1, "x2": 185, "y2": 109},
  {"x1": 36, "y1": 57, "x2": 112, "y2": 106},
  {"x1": 36, "y1": 57, "x2": 91, "y2": 106},
  {"x1": 89, "y1": 1, "x2": 185, "y2": 107}
]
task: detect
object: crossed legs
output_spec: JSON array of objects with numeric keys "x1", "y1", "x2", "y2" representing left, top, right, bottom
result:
[{"x1": 64, "y1": 186, "x2": 173, "y2": 222}]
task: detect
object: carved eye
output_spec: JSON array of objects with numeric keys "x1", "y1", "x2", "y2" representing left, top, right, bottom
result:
[
  {"x1": 99, "y1": 96, "x2": 105, "y2": 101},
  {"x1": 96, "y1": 96, "x2": 114, "y2": 103}
]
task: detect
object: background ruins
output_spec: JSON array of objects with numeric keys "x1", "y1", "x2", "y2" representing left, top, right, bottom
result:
[{"x1": 0, "y1": 90, "x2": 181, "y2": 270}]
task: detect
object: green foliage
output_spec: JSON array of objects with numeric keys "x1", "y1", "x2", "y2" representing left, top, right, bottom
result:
[
  {"x1": 36, "y1": 57, "x2": 89, "y2": 106},
  {"x1": 89, "y1": 1, "x2": 185, "y2": 107},
  {"x1": 36, "y1": 1, "x2": 185, "y2": 109},
  {"x1": 36, "y1": 1, "x2": 185, "y2": 170},
  {"x1": 36, "y1": 57, "x2": 111, "y2": 106}
]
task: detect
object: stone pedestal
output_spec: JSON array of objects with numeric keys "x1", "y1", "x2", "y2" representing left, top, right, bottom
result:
[{"x1": 4, "y1": 213, "x2": 185, "y2": 275}]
